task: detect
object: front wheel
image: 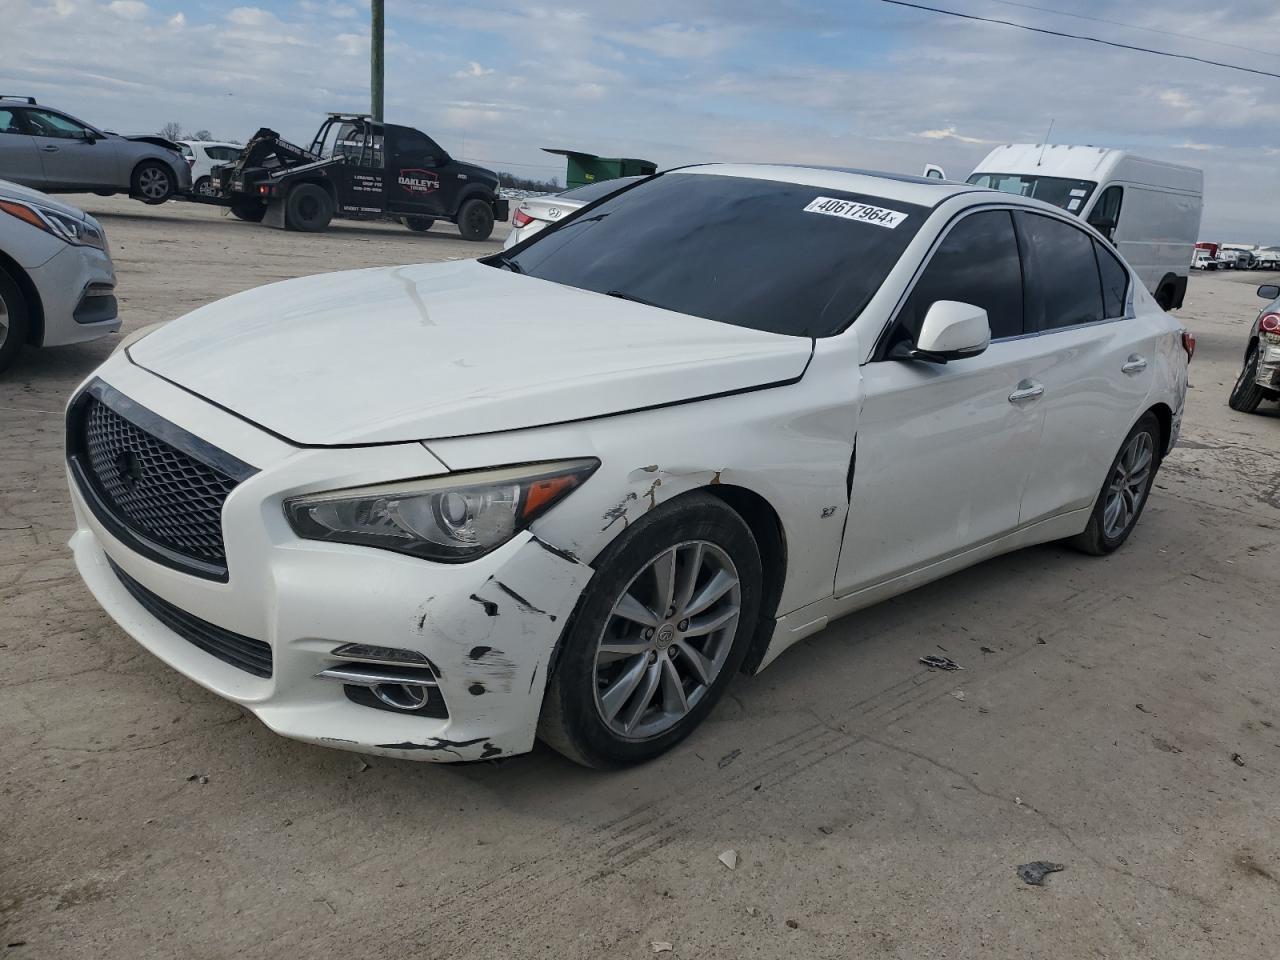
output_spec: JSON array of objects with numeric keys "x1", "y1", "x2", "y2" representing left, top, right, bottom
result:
[
  {"x1": 0, "y1": 266, "x2": 31, "y2": 375},
  {"x1": 194, "y1": 176, "x2": 214, "y2": 197},
  {"x1": 538, "y1": 493, "x2": 762, "y2": 768},
  {"x1": 403, "y1": 216, "x2": 434, "y2": 233},
  {"x1": 1069, "y1": 413, "x2": 1161, "y2": 556},
  {"x1": 456, "y1": 198, "x2": 495, "y2": 241},
  {"x1": 131, "y1": 161, "x2": 174, "y2": 204},
  {"x1": 1228, "y1": 342, "x2": 1267, "y2": 413},
  {"x1": 229, "y1": 197, "x2": 267, "y2": 222}
]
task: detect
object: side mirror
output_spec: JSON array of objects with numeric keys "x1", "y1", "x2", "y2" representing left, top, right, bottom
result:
[
  {"x1": 1258, "y1": 284, "x2": 1280, "y2": 300},
  {"x1": 81, "y1": 133, "x2": 97, "y2": 144},
  {"x1": 897, "y1": 300, "x2": 991, "y2": 363}
]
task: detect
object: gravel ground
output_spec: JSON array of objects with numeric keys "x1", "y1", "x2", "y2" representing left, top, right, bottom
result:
[{"x1": 3, "y1": 197, "x2": 1279, "y2": 960}]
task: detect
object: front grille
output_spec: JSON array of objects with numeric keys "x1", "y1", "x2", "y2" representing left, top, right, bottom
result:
[
  {"x1": 109, "y1": 557, "x2": 273, "y2": 678},
  {"x1": 67, "y1": 380, "x2": 257, "y2": 581}
]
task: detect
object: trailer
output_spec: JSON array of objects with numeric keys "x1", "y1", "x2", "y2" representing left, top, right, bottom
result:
[{"x1": 206, "y1": 113, "x2": 508, "y2": 240}]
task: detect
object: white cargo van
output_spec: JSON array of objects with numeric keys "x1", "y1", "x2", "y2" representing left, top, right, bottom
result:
[{"x1": 967, "y1": 145, "x2": 1203, "y2": 310}]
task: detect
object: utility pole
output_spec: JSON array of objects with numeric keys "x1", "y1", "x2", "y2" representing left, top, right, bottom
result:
[{"x1": 371, "y1": 0, "x2": 384, "y2": 121}]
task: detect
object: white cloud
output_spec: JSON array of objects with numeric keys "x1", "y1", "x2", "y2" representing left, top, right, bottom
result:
[
  {"x1": 914, "y1": 127, "x2": 992, "y2": 145},
  {"x1": 167, "y1": 11, "x2": 185, "y2": 28},
  {"x1": 226, "y1": 6, "x2": 270, "y2": 27},
  {"x1": 105, "y1": 0, "x2": 148, "y2": 20},
  {"x1": 454, "y1": 61, "x2": 495, "y2": 79}
]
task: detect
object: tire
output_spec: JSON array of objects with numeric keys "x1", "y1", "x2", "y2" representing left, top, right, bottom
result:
[
  {"x1": 131, "y1": 161, "x2": 174, "y2": 204},
  {"x1": 194, "y1": 176, "x2": 213, "y2": 197},
  {"x1": 403, "y1": 216, "x2": 434, "y2": 233},
  {"x1": 0, "y1": 266, "x2": 31, "y2": 375},
  {"x1": 1069, "y1": 413, "x2": 1161, "y2": 556},
  {"x1": 1155, "y1": 285, "x2": 1174, "y2": 311},
  {"x1": 229, "y1": 198, "x2": 267, "y2": 223},
  {"x1": 284, "y1": 183, "x2": 333, "y2": 232},
  {"x1": 538, "y1": 492, "x2": 763, "y2": 769},
  {"x1": 456, "y1": 198, "x2": 495, "y2": 241},
  {"x1": 1228, "y1": 342, "x2": 1267, "y2": 414}
]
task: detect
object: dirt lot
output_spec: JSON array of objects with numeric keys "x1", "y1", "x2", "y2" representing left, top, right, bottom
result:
[{"x1": 3, "y1": 197, "x2": 1279, "y2": 959}]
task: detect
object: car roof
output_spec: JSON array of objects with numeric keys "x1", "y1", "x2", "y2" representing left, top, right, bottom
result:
[{"x1": 676, "y1": 163, "x2": 982, "y2": 207}]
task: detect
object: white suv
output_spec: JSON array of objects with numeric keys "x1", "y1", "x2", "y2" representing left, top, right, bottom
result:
[
  {"x1": 177, "y1": 141, "x2": 243, "y2": 197},
  {"x1": 0, "y1": 178, "x2": 118, "y2": 373}
]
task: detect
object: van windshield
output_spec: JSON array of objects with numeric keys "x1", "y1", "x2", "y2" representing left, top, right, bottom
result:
[{"x1": 967, "y1": 173, "x2": 1096, "y2": 214}]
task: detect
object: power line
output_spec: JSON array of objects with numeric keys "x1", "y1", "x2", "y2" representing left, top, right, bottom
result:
[
  {"x1": 984, "y1": 0, "x2": 1280, "y2": 61},
  {"x1": 877, "y1": 0, "x2": 1280, "y2": 81}
]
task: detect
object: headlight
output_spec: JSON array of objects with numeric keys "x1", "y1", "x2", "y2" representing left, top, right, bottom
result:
[
  {"x1": 0, "y1": 198, "x2": 107, "y2": 250},
  {"x1": 284, "y1": 459, "x2": 599, "y2": 562}
]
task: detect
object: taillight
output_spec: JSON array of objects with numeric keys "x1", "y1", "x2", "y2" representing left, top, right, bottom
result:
[
  {"x1": 1181, "y1": 330, "x2": 1196, "y2": 362},
  {"x1": 512, "y1": 208, "x2": 535, "y2": 228},
  {"x1": 1260, "y1": 313, "x2": 1280, "y2": 334}
]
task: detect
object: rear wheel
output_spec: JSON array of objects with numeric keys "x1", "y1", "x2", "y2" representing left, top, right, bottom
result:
[
  {"x1": 403, "y1": 216, "x2": 434, "y2": 233},
  {"x1": 1069, "y1": 413, "x2": 1160, "y2": 556},
  {"x1": 538, "y1": 493, "x2": 762, "y2": 768},
  {"x1": 1228, "y1": 342, "x2": 1267, "y2": 414},
  {"x1": 0, "y1": 266, "x2": 31, "y2": 375},
  {"x1": 456, "y1": 198, "x2": 495, "y2": 241},
  {"x1": 284, "y1": 183, "x2": 333, "y2": 232},
  {"x1": 131, "y1": 161, "x2": 174, "y2": 204},
  {"x1": 1155, "y1": 284, "x2": 1175, "y2": 311},
  {"x1": 229, "y1": 197, "x2": 267, "y2": 222}
]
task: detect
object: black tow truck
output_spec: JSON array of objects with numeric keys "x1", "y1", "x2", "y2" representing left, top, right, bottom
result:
[{"x1": 207, "y1": 113, "x2": 508, "y2": 240}]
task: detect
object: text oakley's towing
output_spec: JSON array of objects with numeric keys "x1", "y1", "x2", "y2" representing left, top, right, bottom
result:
[{"x1": 66, "y1": 165, "x2": 1192, "y2": 768}]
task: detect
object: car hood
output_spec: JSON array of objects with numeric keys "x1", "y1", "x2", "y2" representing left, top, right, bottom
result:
[
  {"x1": 128, "y1": 259, "x2": 812, "y2": 445},
  {"x1": 0, "y1": 178, "x2": 91, "y2": 221}
]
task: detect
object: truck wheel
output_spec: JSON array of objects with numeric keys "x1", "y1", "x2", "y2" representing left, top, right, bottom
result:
[
  {"x1": 131, "y1": 161, "x2": 175, "y2": 205},
  {"x1": 0, "y1": 266, "x2": 31, "y2": 375},
  {"x1": 1228, "y1": 343, "x2": 1267, "y2": 414},
  {"x1": 285, "y1": 184, "x2": 334, "y2": 232},
  {"x1": 403, "y1": 216, "x2": 435, "y2": 233},
  {"x1": 229, "y1": 198, "x2": 267, "y2": 222},
  {"x1": 457, "y1": 198, "x2": 495, "y2": 241}
]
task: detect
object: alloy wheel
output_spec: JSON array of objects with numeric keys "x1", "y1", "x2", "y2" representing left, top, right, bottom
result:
[
  {"x1": 139, "y1": 167, "x2": 170, "y2": 200},
  {"x1": 1102, "y1": 430, "x2": 1155, "y2": 539},
  {"x1": 593, "y1": 541, "x2": 741, "y2": 740}
]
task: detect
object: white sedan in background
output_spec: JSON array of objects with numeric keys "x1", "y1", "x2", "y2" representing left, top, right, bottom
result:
[
  {"x1": 176, "y1": 140, "x2": 243, "y2": 197},
  {"x1": 503, "y1": 176, "x2": 643, "y2": 248},
  {"x1": 65, "y1": 165, "x2": 1190, "y2": 768},
  {"x1": 0, "y1": 178, "x2": 117, "y2": 373}
]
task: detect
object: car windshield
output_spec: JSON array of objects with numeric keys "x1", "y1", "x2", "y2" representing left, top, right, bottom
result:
[
  {"x1": 501, "y1": 173, "x2": 928, "y2": 337},
  {"x1": 967, "y1": 173, "x2": 1097, "y2": 213},
  {"x1": 556, "y1": 177, "x2": 643, "y2": 204}
]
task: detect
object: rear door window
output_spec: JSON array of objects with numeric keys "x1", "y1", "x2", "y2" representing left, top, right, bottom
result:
[
  {"x1": 1095, "y1": 239, "x2": 1129, "y2": 318},
  {"x1": 887, "y1": 209, "x2": 1024, "y2": 353},
  {"x1": 0, "y1": 109, "x2": 23, "y2": 134},
  {"x1": 1016, "y1": 212, "x2": 1105, "y2": 331}
]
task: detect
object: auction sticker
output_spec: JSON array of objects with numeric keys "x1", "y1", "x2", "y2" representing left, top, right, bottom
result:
[{"x1": 804, "y1": 196, "x2": 908, "y2": 228}]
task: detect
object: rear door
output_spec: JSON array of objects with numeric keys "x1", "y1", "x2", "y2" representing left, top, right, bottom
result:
[
  {"x1": 837, "y1": 208, "x2": 1045, "y2": 594},
  {"x1": 24, "y1": 108, "x2": 118, "y2": 189},
  {"x1": 1014, "y1": 211, "x2": 1156, "y2": 524},
  {"x1": 386, "y1": 125, "x2": 453, "y2": 218},
  {"x1": 0, "y1": 108, "x2": 42, "y2": 185}
]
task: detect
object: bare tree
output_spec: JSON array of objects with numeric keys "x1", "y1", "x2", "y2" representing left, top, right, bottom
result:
[
  {"x1": 192, "y1": 129, "x2": 212, "y2": 141},
  {"x1": 157, "y1": 121, "x2": 183, "y2": 140}
]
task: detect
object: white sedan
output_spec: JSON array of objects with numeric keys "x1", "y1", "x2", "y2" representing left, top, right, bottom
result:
[
  {"x1": 503, "y1": 176, "x2": 643, "y2": 249},
  {"x1": 65, "y1": 164, "x2": 1191, "y2": 768},
  {"x1": 0, "y1": 178, "x2": 118, "y2": 373}
]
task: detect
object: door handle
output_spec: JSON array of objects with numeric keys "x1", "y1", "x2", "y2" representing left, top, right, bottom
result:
[
  {"x1": 42, "y1": 145, "x2": 59, "y2": 152},
  {"x1": 1121, "y1": 354, "x2": 1148, "y2": 375},
  {"x1": 1008, "y1": 379, "x2": 1044, "y2": 404}
]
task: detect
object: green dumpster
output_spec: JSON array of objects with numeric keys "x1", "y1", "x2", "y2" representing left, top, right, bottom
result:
[{"x1": 542, "y1": 148, "x2": 657, "y2": 188}]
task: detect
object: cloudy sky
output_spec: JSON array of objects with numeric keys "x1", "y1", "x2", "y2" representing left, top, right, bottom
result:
[{"x1": 3, "y1": 0, "x2": 1279, "y2": 239}]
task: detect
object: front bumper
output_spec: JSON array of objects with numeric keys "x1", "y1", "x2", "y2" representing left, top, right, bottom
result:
[
  {"x1": 66, "y1": 359, "x2": 593, "y2": 761},
  {"x1": 30, "y1": 240, "x2": 118, "y2": 347}
]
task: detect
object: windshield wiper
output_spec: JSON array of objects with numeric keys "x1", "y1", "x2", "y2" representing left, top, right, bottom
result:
[
  {"x1": 489, "y1": 253, "x2": 522, "y2": 274},
  {"x1": 604, "y1": 289, "x2": 663, "y2": 309}
]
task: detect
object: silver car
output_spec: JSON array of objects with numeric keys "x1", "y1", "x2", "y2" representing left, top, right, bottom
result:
[
  {"x1": 1228, "y1": 283, "x2": 1280, "y2": 413},
  {"x1": 0, "y1": 96, "x2": 191, "y2": 204},
  {"x1": 0, "y1": 178, "x2": 118, "y2": 373}
]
